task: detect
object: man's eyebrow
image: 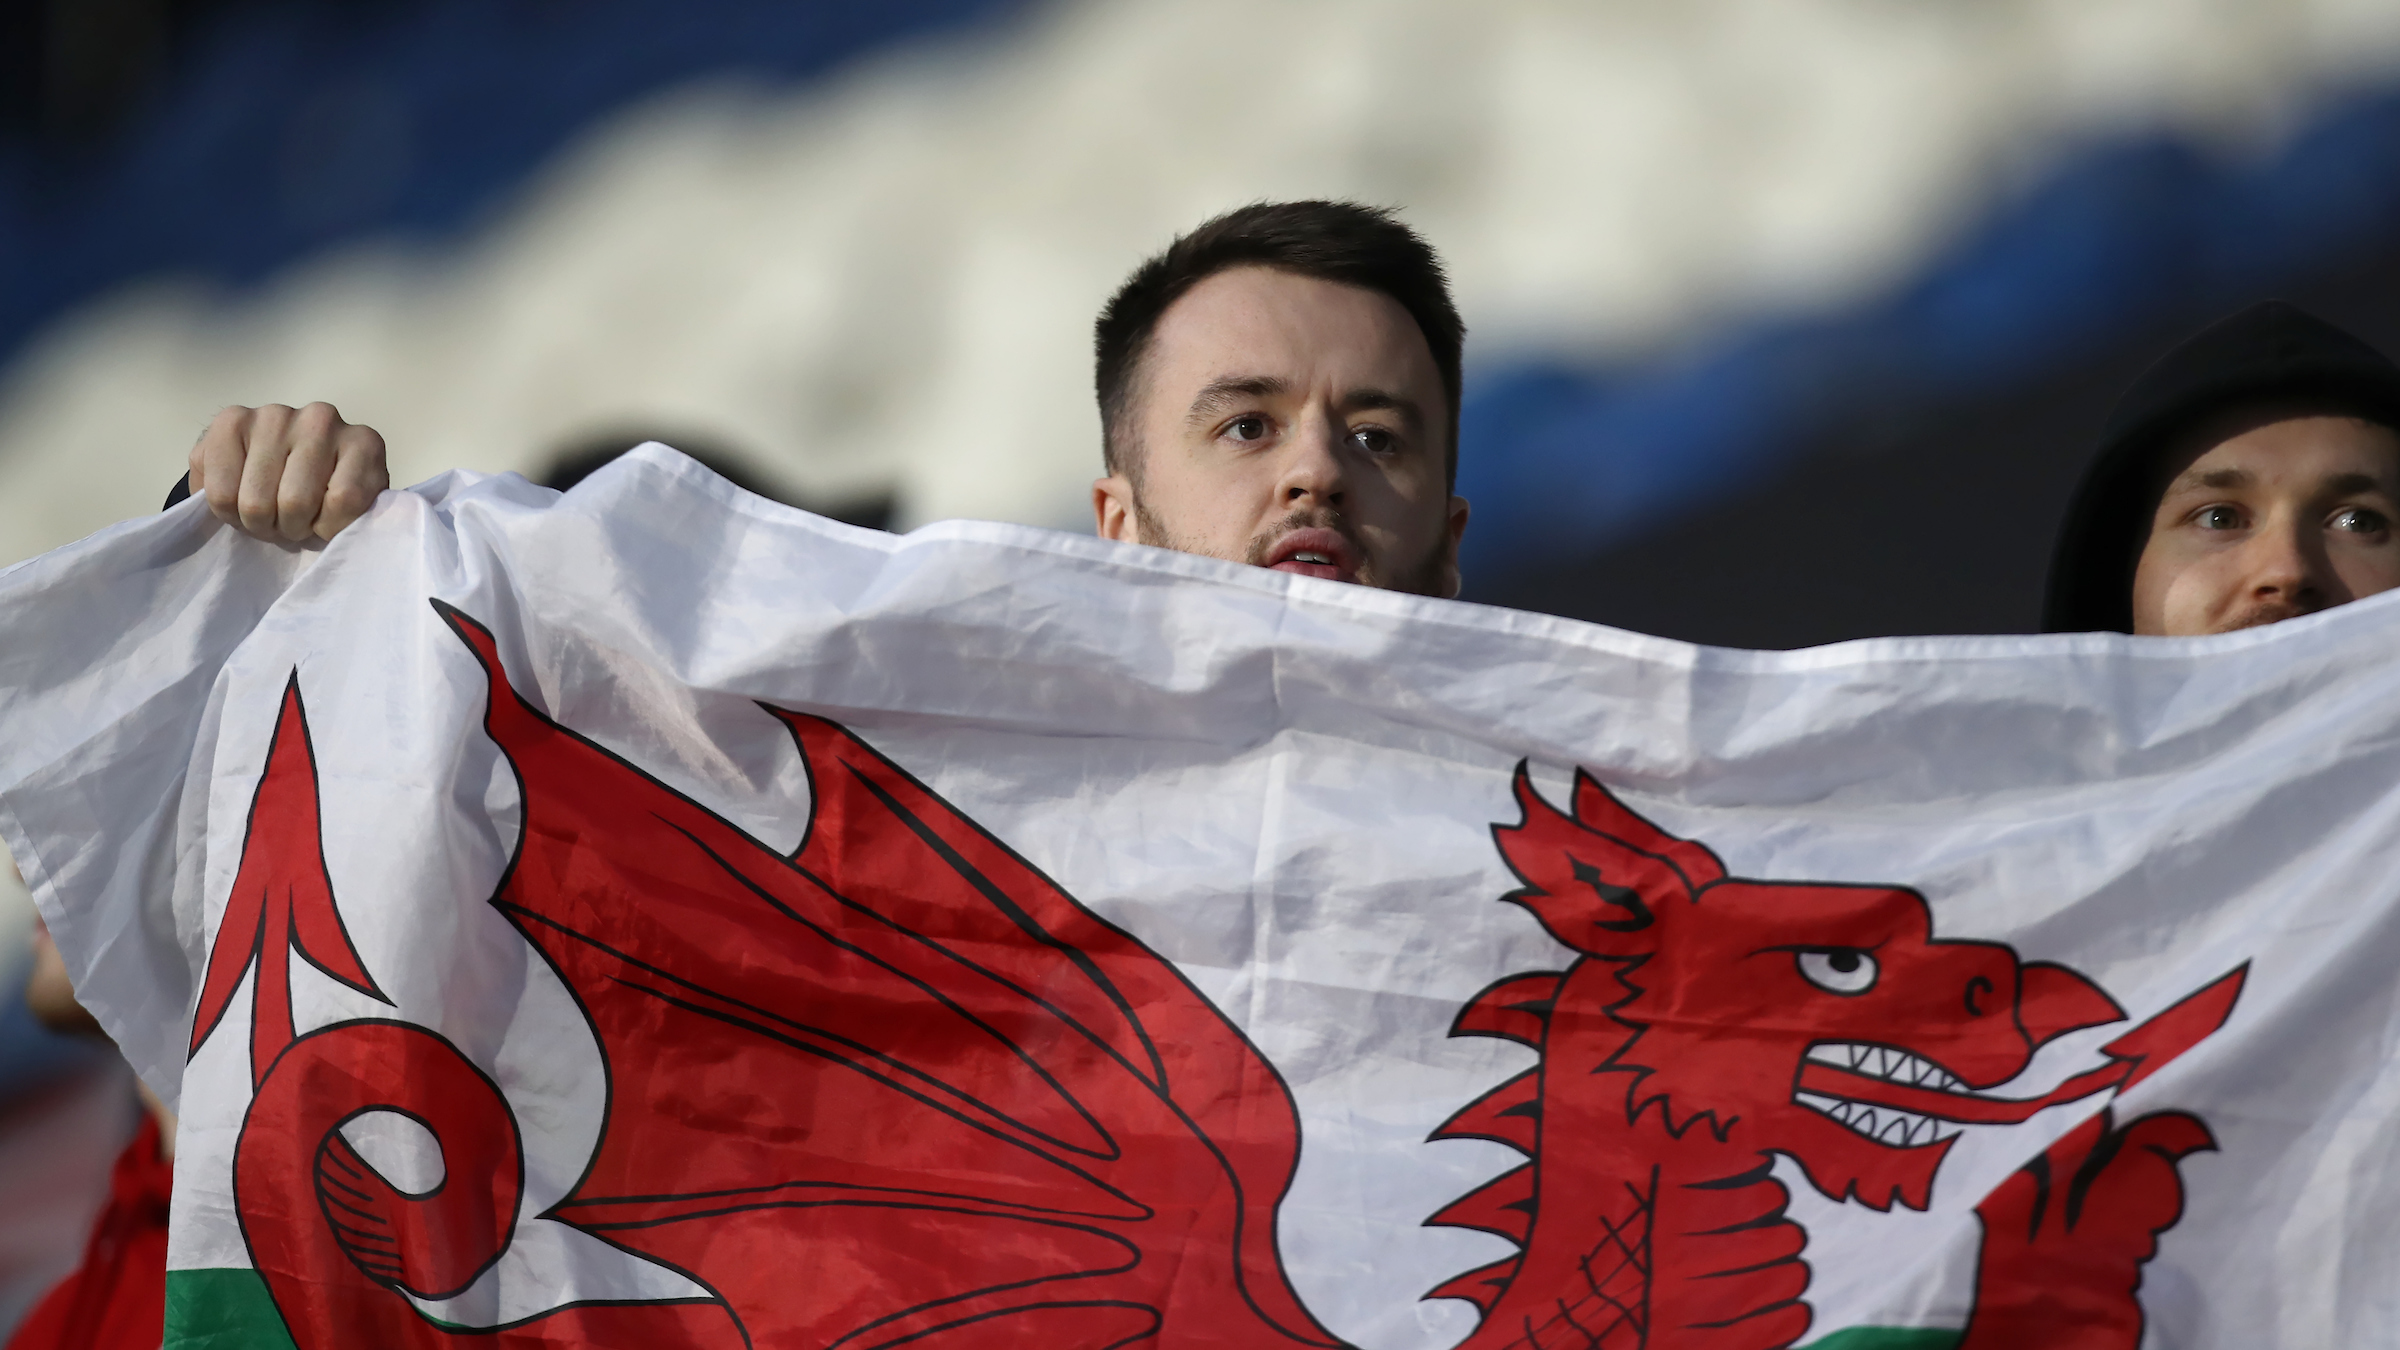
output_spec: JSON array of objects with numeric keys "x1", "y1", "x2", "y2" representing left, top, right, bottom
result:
[
  {"x1": 1186, "y1": 376, "x2": 1288, "y2": 426},
  {"x1": 2167, "y1": 467, "x2": 2399, "y2": 496},
  {"x1": 1341, "y1": 388, "x2": 1425, "y2": 432},
  {"x1": 2170, "y1": 466, "x2": 2254, "y2": 492},
  {"x1": 2324, "y1": 471, "x2": 2393, "y2": 497}
]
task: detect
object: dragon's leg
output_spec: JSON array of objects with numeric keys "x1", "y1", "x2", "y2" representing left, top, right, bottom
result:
[{"x1": 1958, "y1": 1108, "x2": 2213, "y2": 1350}]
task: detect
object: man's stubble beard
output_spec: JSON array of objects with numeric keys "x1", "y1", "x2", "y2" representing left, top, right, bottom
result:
[
  {"x1": 1130, "y1": 495, "x2": 1451, "y2": 596},
  {"x1": 2213, "y1": 597, "x2": 2322, "y2": 634}
]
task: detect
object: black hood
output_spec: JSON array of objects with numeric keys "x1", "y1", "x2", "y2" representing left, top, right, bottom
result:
[{"x1": 2042, "y1": 301, "x2": 2400, "y2": 633}]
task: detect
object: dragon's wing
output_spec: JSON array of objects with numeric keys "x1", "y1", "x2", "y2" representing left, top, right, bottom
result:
[{"x1": 443, "y1": 604, "x2": 1340, "y2": 1350}]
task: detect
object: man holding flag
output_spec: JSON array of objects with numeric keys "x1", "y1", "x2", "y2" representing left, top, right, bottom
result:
[
  {"x1": 11, "y1": 219, "x2": 2400, "y2": 1349},
  {"x1": 14, "y1": 198, "x2": 1476, "y2": 1350}
]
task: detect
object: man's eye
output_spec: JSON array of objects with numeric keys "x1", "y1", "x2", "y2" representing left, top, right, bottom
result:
[
  {"x1": 1347, "y1": 427, "x2": 1396, "y2": 456},
  {"x1": 2333, "y1": 506, "x2": 2390, "y2": 535},
  {"x1": 2195, "y1": 505, "x2": 2243, "y2": 530},
  {"x1": 1224, "y1": 415, "x2": 1270, "y2": 443}
]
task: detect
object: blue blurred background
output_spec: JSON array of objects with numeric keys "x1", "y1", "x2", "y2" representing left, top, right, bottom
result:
[{"x1": 4, "y1": 0, "x2": 2400, "y2": 1324}]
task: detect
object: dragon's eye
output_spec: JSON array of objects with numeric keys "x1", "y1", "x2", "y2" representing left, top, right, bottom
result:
[{"x1": 1796, "y1": 949, "x2": 1877, "y2": 996}]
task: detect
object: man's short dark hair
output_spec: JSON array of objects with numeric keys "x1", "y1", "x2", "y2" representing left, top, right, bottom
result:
[{"x1": 1093, "y1": 201, "x2": 1465, "y2": 487}]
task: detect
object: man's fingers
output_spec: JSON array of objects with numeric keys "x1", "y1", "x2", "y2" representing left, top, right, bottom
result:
[
  {"x1": 193, "y1": 400, "x2": 389, "y2": 543},
  {"x1": 314, "y1": 422, "x2": 389, "y2": 541},
  {"x1": 277, "y1": 406, "x2": 344, "y2": 542},
  {"x1": 235, "y1": 404, "x2": 298, "y2": 536},
  {"x1": 277, "y1": 440, "x2": 338, "y2": 542},
  {"x1": 196, "y1": 406, "x2": 255, "y2": 526}
]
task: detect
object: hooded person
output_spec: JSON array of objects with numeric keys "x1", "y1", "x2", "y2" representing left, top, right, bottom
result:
[{"x1": 2044, "y1": 300, "x2": 2400, "y2": 636}]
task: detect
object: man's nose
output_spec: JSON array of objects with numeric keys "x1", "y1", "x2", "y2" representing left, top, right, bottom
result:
[
  {"x1": 2244, "y1": 517, "x2": 2332, "y2": 610},
  {"x1": 1274, "y1": 412, "x2": 1348, "y2": 509}
]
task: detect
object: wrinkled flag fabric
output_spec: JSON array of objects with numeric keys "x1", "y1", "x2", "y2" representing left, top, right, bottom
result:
[{"x1": 0, "y1": 445, "x2": 2393, "y2": 1350}]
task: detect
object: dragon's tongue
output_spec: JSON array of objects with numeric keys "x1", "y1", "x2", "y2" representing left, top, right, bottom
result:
[{"x1": 1796, "y1": 1060, "x2": 2129, "y2": 1124}]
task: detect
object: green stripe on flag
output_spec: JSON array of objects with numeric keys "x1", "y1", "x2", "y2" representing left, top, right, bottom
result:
[
  {"x1": 164, "y1": 1268, "x2": 297, "y2": 1350},
  {"x1": 1801, "y1": 1329, "x2": 1962, "y2": 1350}
]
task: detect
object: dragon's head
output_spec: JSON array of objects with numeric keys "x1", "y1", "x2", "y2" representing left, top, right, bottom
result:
[{"x1": 1487, "y1": 766, "x2": 2125, "y2": 1211}]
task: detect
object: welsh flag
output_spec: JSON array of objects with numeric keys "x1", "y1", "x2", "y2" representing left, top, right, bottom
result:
[{"x1": 0, "y1": 447, "x2": 2384, "y2": 1349}]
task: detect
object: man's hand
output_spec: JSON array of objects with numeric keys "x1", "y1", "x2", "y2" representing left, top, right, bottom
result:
[{"x1": 187, "y1": 403, "x2": 390, "y2": 542}]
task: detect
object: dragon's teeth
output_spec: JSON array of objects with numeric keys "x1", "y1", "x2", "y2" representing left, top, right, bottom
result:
[
  {"x1": 1797, "y1": 1091, "x2": 1961, "y2": 1148},
  {"x1": 1877, "y1": 1047, "x2": 1967, "y2": 1091},
  {"x1": 1813, "y1": 1042, "x2": 1973, "y2": 1096}
]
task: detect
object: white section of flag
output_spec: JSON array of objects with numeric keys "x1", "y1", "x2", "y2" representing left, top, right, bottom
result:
[{"x1": 2, "y1": 446, "x2": 2397, "y2": 1345}]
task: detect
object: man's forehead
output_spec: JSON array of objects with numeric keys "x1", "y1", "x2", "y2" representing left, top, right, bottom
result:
[
  {"x1": 1142, "y1": 266, "x2": 1440, "y2": 398},
  {"x1": 2168, "y1": 411, "x2": 2400, "y2": 492}
]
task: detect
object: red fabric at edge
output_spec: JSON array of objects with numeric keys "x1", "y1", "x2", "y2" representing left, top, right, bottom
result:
[{"x1": 5, "y1": 1116, "x2": 169, "y2": 1350}]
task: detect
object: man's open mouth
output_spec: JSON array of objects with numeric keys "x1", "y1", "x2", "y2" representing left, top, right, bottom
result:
[{"x1": 1262, "y1": 528, "x2": 1359, "y2": 583}]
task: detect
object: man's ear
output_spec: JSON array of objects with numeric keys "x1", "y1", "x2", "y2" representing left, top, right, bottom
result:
[
  {"x1": 1438, "y1": 495, "x2": 1471, "y2": 599},
  {"x1": 1093, "y1": 474, "x2": 1140, "y2": 543}
]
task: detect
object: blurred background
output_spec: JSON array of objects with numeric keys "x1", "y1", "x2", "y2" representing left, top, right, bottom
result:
[{"x1": 5, "y1": 0, "x2": 2400, "y2": 1328}]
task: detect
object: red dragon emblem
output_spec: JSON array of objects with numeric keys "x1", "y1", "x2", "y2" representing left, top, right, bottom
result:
[
  {"x1": 1425, "y1": 768, "x2": 2243, "y2": 1349},
  {"x1": 188, "y1": 602, "x2": 2242, "y2": 1348}
]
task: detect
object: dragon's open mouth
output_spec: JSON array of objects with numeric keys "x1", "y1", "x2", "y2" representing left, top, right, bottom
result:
[
  {"x1": 1792, "y1": 1042, "x2": 1971, "y2": 1148},
  {"x1": 1789, "y1": 1035, "x2": 2142, "y2": 1147},
  {"x1": 1789, "y1": 971, "x2": 2250, "y2": 1156}
]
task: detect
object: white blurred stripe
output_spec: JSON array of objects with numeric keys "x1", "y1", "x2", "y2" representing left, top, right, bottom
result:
[{"x1": 1, "y1": 0, "x2": 2398, "y2": 566}]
